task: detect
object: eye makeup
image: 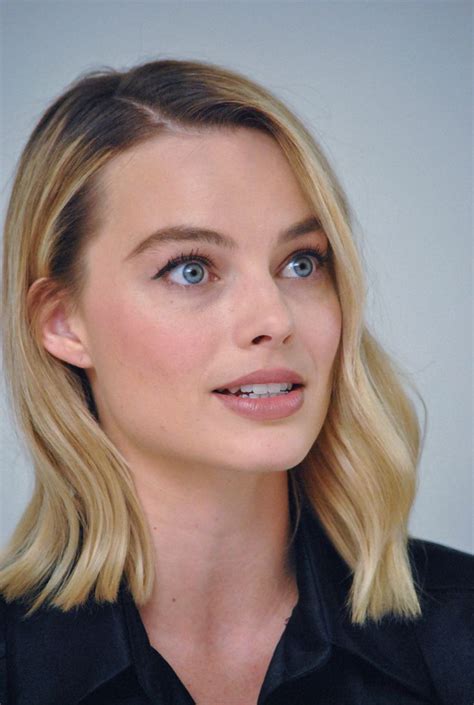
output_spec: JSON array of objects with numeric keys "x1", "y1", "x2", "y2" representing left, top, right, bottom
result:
[{"x1": 151, "y1": 245, "x2": 332, "y2": 288}]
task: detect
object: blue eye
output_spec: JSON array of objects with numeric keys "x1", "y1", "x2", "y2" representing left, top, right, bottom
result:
[
  {"x1": 152, "y1": 247, "x2": 331, "y2": 288},
  {"x1": 173, "y1": 260, "x2": 208, "y2": 286},
  {"x1": 152, "y1": 248, "x2": 212, "y2": 287},
  {"x1": 285, "y1": 253, "x2": 318, "y2": 278}
]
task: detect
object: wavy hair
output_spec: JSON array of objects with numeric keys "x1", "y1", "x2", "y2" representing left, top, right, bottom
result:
[{"x1": 1, "y1": 58, "x2": 425, "y2": 623}]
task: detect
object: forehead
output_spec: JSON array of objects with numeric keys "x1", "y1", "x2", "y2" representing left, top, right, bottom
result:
[
  {"x1": 98, "y1": 128, "x2": 310, "y2": 220},
  {"x1": 86, "y1": 128, "x2": 319, "y2": 270}
]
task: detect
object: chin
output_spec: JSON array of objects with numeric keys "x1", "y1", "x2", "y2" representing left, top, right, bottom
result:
[{"x1": 228, "y1": 443, "x2": 312, "y2": 475}]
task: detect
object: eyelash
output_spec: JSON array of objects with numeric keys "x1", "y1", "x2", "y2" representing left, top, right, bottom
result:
[{"x1": 151, "y1": 246, "x2": 331, "y2": 287}]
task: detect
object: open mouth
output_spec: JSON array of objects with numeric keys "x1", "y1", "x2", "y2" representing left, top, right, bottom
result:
[
  {"x1": 213, "y1": 383, "x2": 304, "y2": 397},
  {"x1": 212, "y1": 381, "x2": 305, "y2": 419}
]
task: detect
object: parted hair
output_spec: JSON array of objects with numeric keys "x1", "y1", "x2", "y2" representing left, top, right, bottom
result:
[{"x1": 1, "y1": 57, "x2": 425, "y2": 623}]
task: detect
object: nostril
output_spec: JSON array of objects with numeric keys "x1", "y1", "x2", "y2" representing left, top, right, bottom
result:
[{"x1": 252, "y1": 335, "x2": 271, "y2": 344}]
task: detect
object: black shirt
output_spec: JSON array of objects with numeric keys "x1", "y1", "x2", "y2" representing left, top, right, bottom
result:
[{"x1": 1, "y1": 496, "x2": 473, "y2": 705}]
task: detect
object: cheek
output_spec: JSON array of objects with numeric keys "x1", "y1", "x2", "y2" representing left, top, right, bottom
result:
[
  {"x1": 302, "y1": 290, "x2": 342, "y2": 360},
  {"x1": 88, "y1": 291, "x2": 213, "y2": 382}
]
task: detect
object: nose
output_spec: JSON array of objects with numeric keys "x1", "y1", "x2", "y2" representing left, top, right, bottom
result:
[{"x1": 232, "y1": 274, "x2": 295, "y2": 348}]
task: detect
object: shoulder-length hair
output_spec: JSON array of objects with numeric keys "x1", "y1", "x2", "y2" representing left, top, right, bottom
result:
[{"x1": 1, "y1": 58, "x2": 425, "y2": 623}]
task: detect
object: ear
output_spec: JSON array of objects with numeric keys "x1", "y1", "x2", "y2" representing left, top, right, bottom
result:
[{"x1": 27, "y1": 278, "x2": 93, "y2": 369}]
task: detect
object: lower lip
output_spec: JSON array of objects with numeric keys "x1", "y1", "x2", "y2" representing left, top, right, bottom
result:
[{"x1": 212, "y1": 387, "x2": 304, "y2": 420}]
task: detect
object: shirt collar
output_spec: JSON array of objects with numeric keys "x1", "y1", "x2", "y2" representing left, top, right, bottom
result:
[
  {"x1": 255, "y1": 490, "x2": 337, "y2": 702},
  {"x1": 297, "y1": 495, "x2": 434, "y2": 699},
  {"x1": 118, "y1": 489, "x2": 337, "y2": 705},
  {"x1": 9, "y1": 491, "x2": 433, "y2": 704},
  {"x1": 10, "y1": 589, "x2": 132, "y2": 705}
]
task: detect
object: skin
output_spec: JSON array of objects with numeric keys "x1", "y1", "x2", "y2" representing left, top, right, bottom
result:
[{"x1": 35, "y1": 127, "x2": 342, "y2": 695}]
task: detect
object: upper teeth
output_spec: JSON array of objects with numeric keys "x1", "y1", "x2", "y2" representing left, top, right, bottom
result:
[{"x1": 224, "y1": 382, "x2": 294, "y2": 394}]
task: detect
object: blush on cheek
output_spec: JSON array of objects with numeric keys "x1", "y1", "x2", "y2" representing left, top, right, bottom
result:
[
  {"x1": 324, "y1": 297, "x2": 342, "y2": 346},
  {"x1": 109, "y1": 308, "x2": 211, "y2": 383},
  {"x1": 306, "y1": 299, "x2": 341, "y2": 352}
]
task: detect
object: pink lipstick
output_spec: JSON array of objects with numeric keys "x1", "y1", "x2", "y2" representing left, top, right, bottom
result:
[{"x1": 212, "y1": 368, "x2": 305, "y2": 420}]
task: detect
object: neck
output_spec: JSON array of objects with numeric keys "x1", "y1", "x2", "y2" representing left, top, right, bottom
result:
[{"x1": 131, "y1": 462, "x2": 298, "y2": 648}]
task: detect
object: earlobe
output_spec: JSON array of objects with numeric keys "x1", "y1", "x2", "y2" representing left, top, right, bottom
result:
[{"x1": 27, "y1": 278, "x2": 92, "y2": 369}]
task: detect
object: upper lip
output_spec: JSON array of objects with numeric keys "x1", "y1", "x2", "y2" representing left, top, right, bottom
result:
[{"x1": 213, "y1": 368, "x2": 305, "y2": 391}]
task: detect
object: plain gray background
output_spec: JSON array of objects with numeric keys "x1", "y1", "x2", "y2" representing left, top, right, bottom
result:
[{"x1": 0, "y1": 1, "x2": 472, "y2": 553}]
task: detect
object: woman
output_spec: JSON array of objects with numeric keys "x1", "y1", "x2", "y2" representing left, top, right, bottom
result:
[{"x1": 0, "y1": 58, "x2": 472, "y2": 705}]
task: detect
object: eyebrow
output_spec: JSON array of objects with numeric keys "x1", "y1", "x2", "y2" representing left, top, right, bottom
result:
[{"x1": 124, "y1": 215, "x2": 322, "y2": 262}]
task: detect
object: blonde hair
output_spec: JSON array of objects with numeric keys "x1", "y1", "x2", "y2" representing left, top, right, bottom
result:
[{"x1": 1, "y1": 58, "x2": 425, "y2": 623}]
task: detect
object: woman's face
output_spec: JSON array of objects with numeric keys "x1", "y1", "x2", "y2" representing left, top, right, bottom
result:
[{"x1": 62, "y1": 128, "x2": 342, "y2": 476}]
